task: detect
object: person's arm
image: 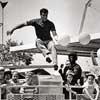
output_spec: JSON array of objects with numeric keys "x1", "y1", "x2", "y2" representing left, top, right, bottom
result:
[
  {"x1": 50, "y1": 22, "x2": 58, "y2": 41},
  {"x1": 7, "y1": 22, "x2": 28, "y2": 35},
  {"x1": 20, "y1": 87, "x2": 24, "y2": 93},
  {"x1": 7, "y1": 19, "x2": 35, "y2": 35},
  {"x1": 52, "y1": 31, "x2": 58, "y2": 41},
  {"x1": 59, "y1": 64, "x2": 64, "y2": 79}
]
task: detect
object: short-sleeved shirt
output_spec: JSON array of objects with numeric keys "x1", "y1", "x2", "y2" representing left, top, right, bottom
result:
[
  {"x1": 83, "y1": 81, "x2": 99, "y2": 93},
  {"x1": 20, "y1": 83, "x2": 38, "y2": 94},
  {"x1": 9, "y1": 79, "x2": 21, "y2": 93},
  {"x1": 27, "y1": 19, "x2": 56, "y2": 41}
]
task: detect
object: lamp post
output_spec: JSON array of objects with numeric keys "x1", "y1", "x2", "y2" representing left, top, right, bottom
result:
[
  {"x1": 79, "y1": 0, "x2": 92, "y2": 34},
  {"x1": 0, "y1": 1, "x2": 8, "y2": 45}
]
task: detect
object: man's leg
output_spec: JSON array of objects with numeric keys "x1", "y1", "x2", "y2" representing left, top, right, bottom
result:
[
  {"x1": 36, "y1": 39, "x2": 52, "y2": 63},
  {"x1": 48, "y1": 41, "x2": 58, "y2": 70}
]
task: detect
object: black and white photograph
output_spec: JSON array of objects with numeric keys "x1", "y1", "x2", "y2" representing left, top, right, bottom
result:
[{"x1": 0, "y1": 0, "x2": 100, "y2": 100}]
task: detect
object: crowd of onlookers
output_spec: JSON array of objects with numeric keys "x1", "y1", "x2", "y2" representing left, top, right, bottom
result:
[
  {"x1": 0, "y1": 52, "x2": 100, "y2": 100},
  {"x1": 0, "y1": 68, "x2": 38, "y2": 99},
  {"x1": 59, "y1": 52, "x2": 100, "y2": 100}
]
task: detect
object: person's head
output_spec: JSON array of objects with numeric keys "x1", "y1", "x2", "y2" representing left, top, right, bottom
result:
[
  {"x1": 12, "y1": 71, "x2": 19, "y2": 82},
  {"x1": 65, "y1": 70, "x2": 74, "y2": 83},
  {"x1": 0, "y1": 67, "x2": 4, "y2": 80},
  {"x1": 4, "y1": 68, "x2": 12, "y2": 80},
  {"x1": 40, "y1": 8, "x2": 48, "y2": 21},
  {"x1": 68, "y1": 52, "x2": 77, "y2": 64},
  {"x1": 25, "y1": 71, "x2": 33, "y2": 85},
  {"x1": 66, "y1": 74, "x2": 73, "y2": 84},
  {"x1": 87, "y1": 73, "x2": 95, "y2": 84}
]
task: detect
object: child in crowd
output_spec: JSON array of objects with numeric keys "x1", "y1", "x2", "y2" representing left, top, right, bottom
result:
[
  {"x1": 63, "y1": 70, "x2": 76, "y2": 99},
  {"x1": 3, "y1": 69, "x2": 12, "y2": 84},
  {"x1": 83, "y1": 73, "x2": 99, "y2": 100},
  {"x1": 20, "y1": 71, "x2": 38, "y2": 94},
  {"x1": 63, "y1": 70, "x2": 75, "y2": 86},
  {"x1": 1, "y1": 71, "x2": 21, "y2": 99},
  {"x1": 9, "y1": 71, "x2": 21, "y2": 94}
]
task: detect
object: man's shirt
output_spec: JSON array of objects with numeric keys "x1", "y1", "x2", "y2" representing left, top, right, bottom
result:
[{"x1": 27, "y1": 19, "x2": 56, "y2": 41}]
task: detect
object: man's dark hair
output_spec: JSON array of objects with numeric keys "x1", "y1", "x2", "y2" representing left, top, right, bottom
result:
[{"x1": 40, "y1": 8, "x2": 48, "y2": 15}]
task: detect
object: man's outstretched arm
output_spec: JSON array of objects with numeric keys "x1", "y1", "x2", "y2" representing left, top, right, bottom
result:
[{"x1": 7, "y1": 22, "x2": 28, "y2": 35}]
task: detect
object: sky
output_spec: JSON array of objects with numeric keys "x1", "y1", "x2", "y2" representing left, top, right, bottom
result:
[
  {"x1": 0, "y1": 0, "x2": 100, "y2": 73},
  {"x1": 0, "y1": 0, "x2": 100, "y2": 44}
]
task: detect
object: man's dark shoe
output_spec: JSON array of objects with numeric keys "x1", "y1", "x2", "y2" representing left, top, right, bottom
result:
[
  {"x1": 54, "y1": 64, "x2": 58, "y2": 70},
  {"x1": 46, "y1": 57, "x2": 52, "y2": 63}
]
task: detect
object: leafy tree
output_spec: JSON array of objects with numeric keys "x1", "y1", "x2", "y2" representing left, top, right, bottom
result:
[{"x1": 0, "y1": 39, "x2": 34, "y2": 66}]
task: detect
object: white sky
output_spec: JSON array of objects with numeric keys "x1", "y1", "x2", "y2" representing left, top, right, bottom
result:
[
  {"x1": 0, "y1": 0, "x2": 100, "y2": 73},
  {"x1": 0, "y1": 0, "x2": 100, "y2": 44}
]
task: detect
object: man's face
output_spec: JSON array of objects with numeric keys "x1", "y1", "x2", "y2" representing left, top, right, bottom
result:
[
  {"x1": 40, "y1": 12, "x2": 48, "y2": 21},
  {"x1": 69, "y1": 56, "x2": 75, "y2": 63}
]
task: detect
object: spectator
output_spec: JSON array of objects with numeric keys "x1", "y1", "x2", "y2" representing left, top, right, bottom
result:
[
  {"x1": 63, "y1": 70, "x2": 75, "y2": 86},
  {"x1": 2, "y1": 71, "x2": 24, "y2": 99},
  {"x1": 3, "y1": 68, "x2": 12, "y2": 84},
  {"x1": 0, "y1": 67, "x2": 6, "y2": 99},
  {"x1": 0, "y1": 67, "x2": 4, "y2": 84},
  {"x1": 83, "y1": 73, "x2": 99, "y2": 100},
  {"x1": 63, "y1": 70, "x2": 75, "y2": 99},
  {"x1": 9, "y1": 71, "x2": 21, "y2": 94},
  {"x1": 20, "y1": 71, "x2": 38, "y2": 94},
  {"x1": 1, "y1": 69, "x2": 12, "y2": 99},
  {"x1": 59, "y1": 52, "x2": 82, "y2": 84}
]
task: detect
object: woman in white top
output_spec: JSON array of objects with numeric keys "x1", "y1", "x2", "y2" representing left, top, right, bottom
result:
[{"x1": 83, "y1": 73, "x2": 99, "y2": 100}]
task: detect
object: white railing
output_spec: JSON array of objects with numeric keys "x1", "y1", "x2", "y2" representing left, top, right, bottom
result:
[
  {"x1": 5, "y1": 85, "x2": 100, "y2": 100},
  {"x1": 0, "y1": 85, "x2": 84, "y2": 100}
]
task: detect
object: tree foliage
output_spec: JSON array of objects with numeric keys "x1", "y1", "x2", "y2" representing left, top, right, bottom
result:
[{"x1": 0, "y1": 39, "x2": 34, "y2": 65}]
